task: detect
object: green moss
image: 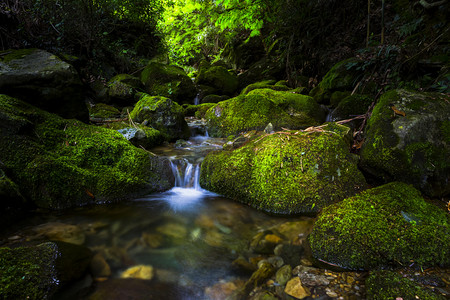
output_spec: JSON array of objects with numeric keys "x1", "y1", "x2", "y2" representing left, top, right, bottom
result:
[
  {"x1": 360, "y1": 89, "x2": 450, "y2": 196},
  {"x1": 130, "y1": 93, "x2": 190, "y2": 141},
  {"x1": 200, "y1": 131, "x2": 366, "y2": 215},
  {"x1": 89, "y1": 103, "x2": 121, "y2": 119},
  {"x1": 0, "y1": 95, "x2": 173, "y2": 209},
  {"x1": 366, "y1": 270, "x2": 446, "y2": 300},
  {"x1": 0, "y1": 48, "x2": 36, "y2": 63},
  {"x1": 308, "y1": 182, "x2": 450, "y2": 270},
  {"x1": 0, "y1": 245, "x2": 56, "y2": 299},
  {"x1": 195, "y1": 65, "x2": 238, "y2": 96},
  {"x1": 439, "y1": 120, "x2": 450, "y2": 143},
  {"x1": 240, "y1": 80, "x2": 290, "y2": 95},
  {"x1": 205, "y1": 89, "x2": 325, "y2": 137}
]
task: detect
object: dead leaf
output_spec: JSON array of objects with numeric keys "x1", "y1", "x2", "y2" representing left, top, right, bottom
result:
[{"x1": 389, "y1": 104, "x2": 406, "y2": 117}]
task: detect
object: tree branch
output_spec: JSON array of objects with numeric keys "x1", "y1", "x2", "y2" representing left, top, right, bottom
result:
[{"x1": 419, "y1": 0, "x2": 447, "y2": 9}]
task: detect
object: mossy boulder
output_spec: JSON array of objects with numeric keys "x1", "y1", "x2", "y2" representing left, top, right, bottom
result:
[
  {"x1": 140, "y1": 62, "x2": 196, "y2": 104},
  {"x1": 327, "y1": 94, "x2": 373, "y2": 122},
  {"x1": 130, "y1": 93, "x2": 190, "y2": 141},
  {"x1": 183, "y1": 103, "x2": 215, "y2": 119},
  {"x1": 200, "y1": 130, "x2": 366, "y2": 215},
  {"x1": 366, "y1": 270, "x2": 446, "y2": 300},
  {"x1": 0, "y1": 94, "x2": 174, "y2": 210},
  {"x1": 195, "y1": 63, "x2": 239, "y2": 96},
  {"x1": 88, "y1": 103, "x2": 121, "y2": 119},
  {"x1": 309, "y1": 58, "x2": 360, "y2": 104},
  {"x1": 201, "y1": 94, "x2": 230, "y2": 104},
  {"x1": 360, "y1": 89, "x2": 450, "y2": 197},
  {"x1": 0, "y1": 168, "x2": 27, "y2": 216},
  {"x1": 107, "y1": 74, "x2": 143, "y2": 106},
  {"x1": 0, "y1": 241, "x2": 92, "y2": 300},
  {"x1": 308, "y1": 182, "x2": 450, "y2": 270},
  {"x1": 204, "y1": 88, "x2": 326, "y2": 137},
  {"x1": 240, "y1": 80, "x2": 290, "y2": 95},
  {"x1": 0, "y1": 48, "x2": 88, "y2": 120}
]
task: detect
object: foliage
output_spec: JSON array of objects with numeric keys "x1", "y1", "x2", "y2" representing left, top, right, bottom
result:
[
  {"x1": 158, "y1": 0, "x2": 276, "y2": 65},
  {"x1": 0, "y1": 0, "x2": 165, "y2": 74}
]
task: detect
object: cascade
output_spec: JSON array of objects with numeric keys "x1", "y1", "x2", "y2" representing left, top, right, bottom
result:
[{"x1": 170, "y1": 160, "x2": 201, "y2": 190}]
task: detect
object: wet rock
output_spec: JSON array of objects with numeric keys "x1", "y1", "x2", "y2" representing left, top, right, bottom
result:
[
  {"x1": 201, "y1": 130, "x2": 367, "y2": 215},
  {"x1": 205, "y1": 88, "x2": 326, "y2": 137},
  {"x1": 309, "y1": 182, "x2": 450, "y2": 270},
  {"x1": 130, "y1": 93, "x2": 190, "y2": 141},
  {"x1": 204, "y1": 229, "x2": 224, "y2": 247},
  {"x1": 231, "y1": 261, "x2": 276, "y2": 300},
  {"x1": 90, "y1": 252, "x2": 111, "y2": 279},
  {"x1": 205, "y1": 280, "x2": 243, "y2": 300},
  {"x1": 232, "y1": 256, "x2": 258, "y2": 274},
  {"x1": 33, "y1": 222, "x2": 85, "y2": 245},
  {"x1": 86, "y1": 278, "x2": 188, "y2": 300},
  {"x1": 0, "y1": 48, "x2": 88, "y2": 120},
  {"x1": 141, "y1": 232, "x2": 164, "y2": 248},
  {"x1": 360, "y1": 89, "x2": 450, "y2": 196},
  {"x1": 156, "y1": 222, "x2": 187, "y2": 244},
  {"x1": 273, "y1": 244, "x2": 304, "y2": 267},
  {"x1": 284, "y1": 277, "x2": 311, "y2": 299},
  {"x1": 140, "y1": 62, "x2": 196, "y2": 105},
  {"x1": 276, "y1": 265, "x2": 292, "y2": 286},
  {"x1": 116, "y1": 126, "x2": 164, "y2": 149},
  {"x1": 250, "y1": 231, "x2": 284, "y2": 254},
  {"x1": 121, "y1": 265, "x2": 154, "y2": 280}
]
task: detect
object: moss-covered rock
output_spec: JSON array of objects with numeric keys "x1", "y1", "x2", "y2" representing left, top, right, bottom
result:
[
  {"x1": 327, "y1": 94, "x2": 373, "y2": 122},
  {"x1": 88, "y1": 103, "x2": 121, "y2": 119},
  {"x1": 130, "y1": 93, "x2": 190, "y2": 141},
  {"x1": 200, "y1": 130, "x2": 366, "y2": 215},
  {"x1": 0, "y1": 48, "x2": 88, "y2": 121},
  {"x1": 308, "y1": 182, "x2": 450, "y2": 270},
  {"x1": 183, "y1": 103, "x2": 216, "y2": 119},
  {"x1": 205, "y1": 88, "x2": 326, "y2": 137},
  {"x1": 0, "y1": 241, "x2": 92, "y2": 300},
  {"x1": 140, "y1": 62, "x2": 196, "y2": 104},
  {"x1": 0, "y1": 168, "x2": 27, "y2": 216},
  {"x1": 309, "y1": 58, "x2": 360, "y2": 104},
  {"x1": 201, "y1": 94, "x2": 230, "y2": 104},
  {"x1": 240, "y1": 80, "x2": 290, "y2": 95},
  {"x1": 360, "y1": 89, "x2": 450, "y2": 197},
  {"x1": 107, "y1": 74, "x2": 143, "y2": 106},
  {"x1": 366, "y1": 270, "x2": 446, "y2": 300},
  {"x1": 0, "y1": 94, "x2": 174, "y2": 209},
  {"x1": 195, "y1": 63, "x2": 239, "y2": 96}
]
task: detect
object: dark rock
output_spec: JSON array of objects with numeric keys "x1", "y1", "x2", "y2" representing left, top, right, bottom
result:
[
  {"x1": 107, "y1": 74, "x2": 143, "y2": 106},
  {"x1": 360, "y1": 89, "x2": 450, "y2": 196},
  {"x1": 0, "y1": 49, "x2": 88, "y2": 121},
  {"x1": 195, "y1": 63, "x2": 239, "y2": 96}
]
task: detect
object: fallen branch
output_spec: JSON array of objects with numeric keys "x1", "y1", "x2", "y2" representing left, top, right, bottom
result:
[{"x1": 89, "y1": 117, "x2": 128, "y2": 123}]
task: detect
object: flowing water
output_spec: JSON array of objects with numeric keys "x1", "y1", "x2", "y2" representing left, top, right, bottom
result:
[{"x1": 0, "y1": 121, "x2": 315, "y2": 299}]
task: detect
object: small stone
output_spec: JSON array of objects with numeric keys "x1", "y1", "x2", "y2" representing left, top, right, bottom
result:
[
  {"x1": 300, "y1": 258, "x2": 313, "y2": 266},
  {"x1": 90, "y1": 252, "x2": 111, "y2": 278},
  {"x1": 121, "y1": 265, "x2": 154, "y2": 280},
  {"x1": 204, "y1": 230, "x2": 224, "y2": 247},
  {"x1": 141, "y1": 232, "x2": 164, "y2": 248},
  {"x1": 326, "y1": 288, "x2": 338, "y2": 298},
  {"x1": 34, "y1": 222, "x2": 85, "y2": 245},
  {"x1": 284, "y1": 277, "x2": 311, "y2": 299},
  {"x1": 265, "y1": 234, "x2": 283, "y2": 244},
  {"x1": 205, "y1": 281, "x2": 240, "y2": 300},
  {"x1": 276, "y1": 265, "x2": 292, "y2": 286}
]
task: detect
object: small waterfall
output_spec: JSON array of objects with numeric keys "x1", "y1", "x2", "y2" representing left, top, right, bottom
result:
[
  {"x1": 194, "y1": 94, "x2": 200, "y2": 105},
  {"x1": 170, "y1": 160, "x2": 201, "y2": 190}
]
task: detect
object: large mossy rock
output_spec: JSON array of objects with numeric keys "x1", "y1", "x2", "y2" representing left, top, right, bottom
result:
[
  {"x1": 308, "y1": 182, "x2": 450, "y2": 270},
  {"x1": 107, "y1": 74, "x2": 143, "y2": 106},
  {"x1": 0, "y1": 94, "x2": 173, "y2": 210},
  {"x1": 140, "y1": 62, "x2": 196, "y2": 104},
  {"x1": 0, "y1": 48, "x2": 88, "y2": 120},
  {"x1": 195, "y1": 63, "x2": 239, "y2": 96},
  {"x1": 0, "y1": 241, "x2": 92, "y2": 300},
  {"x1": 309, "y1": 58, "x2": 360, "y2": 104},
  {"x1": 327, "y1": 94, "x2": 373, "y2": 122},
  {"x1": 205, "y1": 88, "x2": 326, "y2": 137},
  {"x1": 366, "y1": 270, "x2": 446, "y2": 300},
  {"x1": 130, "y1": 93, "x2": 190, "y2": 141},
  {"x1": 360, "y1": 89, "x2": 450, "y2": 197},
  {"x1": 200, "y1": 130, "x2": 366, "y2": 215}
]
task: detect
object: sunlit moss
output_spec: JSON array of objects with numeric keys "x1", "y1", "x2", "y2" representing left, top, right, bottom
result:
[
  {"x1": 309, "y1": 182, "x2": 450, "y2": 270},
  {"x1": 200, "y1": 130, "x2": 366, "y2": 215}
]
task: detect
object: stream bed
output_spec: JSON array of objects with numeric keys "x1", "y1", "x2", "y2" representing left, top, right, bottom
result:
[{"x1": 1, "y1": 119, "x2": 448, "y2": 299}]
